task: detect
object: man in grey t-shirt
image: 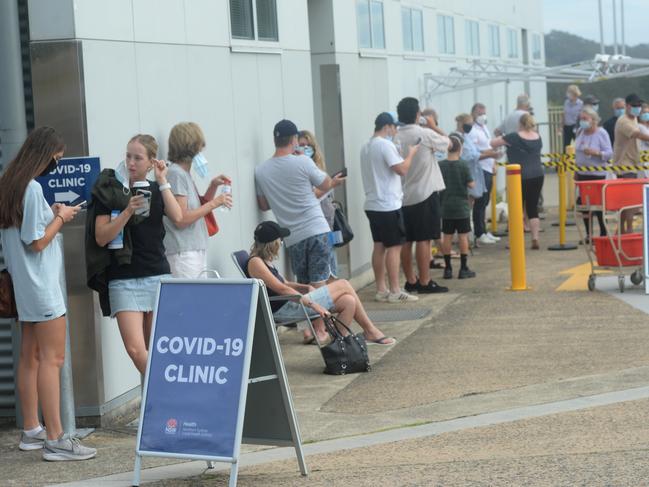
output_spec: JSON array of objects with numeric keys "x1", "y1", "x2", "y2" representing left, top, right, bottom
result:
[
  {"x1": 255, "y1": 119, "x2": 344, "y2": 286},
  {"x1": 495, "y1": 94, "x2": 531, "y2": 136}
]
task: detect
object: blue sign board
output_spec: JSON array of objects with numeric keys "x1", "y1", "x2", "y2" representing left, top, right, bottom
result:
[
  {"x1": 137, "y1": 280, "x2": 257, "y2": 459},
  {"x1": 37, "y1": 156, "x2": 100, "y2": 206}
]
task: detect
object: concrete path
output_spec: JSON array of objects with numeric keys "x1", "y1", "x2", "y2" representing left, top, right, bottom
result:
[{"x1": 3, "y1": 196, "x2": 649, "y2": 486}]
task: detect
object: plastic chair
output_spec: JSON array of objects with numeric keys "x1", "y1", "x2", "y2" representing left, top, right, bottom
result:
[{"x1": 230, "y1": 250, "x2": 320, "y2": 339}]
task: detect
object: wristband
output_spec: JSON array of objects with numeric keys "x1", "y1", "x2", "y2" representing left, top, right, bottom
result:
[
  {"x1": 56, "y1": 215, "x2": 65, "y2": 225},
  {"x1": 159, "y1": 183, "x2": 171, "y2": 192}
]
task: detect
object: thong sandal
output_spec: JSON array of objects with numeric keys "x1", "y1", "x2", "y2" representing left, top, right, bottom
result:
[
  {"x1": 363, "y1": 335, "x2": 397, "y2": 346},
  {"x1": 302, "y1": 336, "x2": 316, "y2": 345}
]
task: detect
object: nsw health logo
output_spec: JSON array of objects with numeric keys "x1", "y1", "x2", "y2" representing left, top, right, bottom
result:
[{"x1": 165, "y1": 418, "x2": 178, "y2": 434}]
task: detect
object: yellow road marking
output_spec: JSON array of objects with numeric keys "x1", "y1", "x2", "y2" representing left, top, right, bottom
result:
[{"x1": 557, "y1": 262, "x2": 611, "y2": 292}]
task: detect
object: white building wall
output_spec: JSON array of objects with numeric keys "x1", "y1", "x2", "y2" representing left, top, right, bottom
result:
[{"x1": 310, "y1": 0, "x2": 547, "y2": 276}]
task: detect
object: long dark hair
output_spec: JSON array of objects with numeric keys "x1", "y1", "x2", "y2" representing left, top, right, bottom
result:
[{"x1": 0, "y1": 127, "x2": 65, "y2": 228}]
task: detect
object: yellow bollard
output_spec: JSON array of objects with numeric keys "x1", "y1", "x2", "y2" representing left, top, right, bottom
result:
[
  {"x1": 548, "y1": 157, "x2": 577, "y2": 251},
  {"x1": 506, "y1": 164, "x2": 527, "y2": 290},
  {"x1": 490, "y1": 180, "x2": 498, "y2": 234}
]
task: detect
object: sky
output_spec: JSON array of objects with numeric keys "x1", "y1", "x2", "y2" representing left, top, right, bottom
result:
[{"x1": 543, "y1": 0, "x2": 649, "y2": 47}]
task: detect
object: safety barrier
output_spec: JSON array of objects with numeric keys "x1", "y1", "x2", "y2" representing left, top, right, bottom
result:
[{"x1": 505, "y1": 164, "x2": 527, "y2": 290}]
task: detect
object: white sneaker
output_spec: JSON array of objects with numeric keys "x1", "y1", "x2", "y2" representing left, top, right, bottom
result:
[
  {"x1": 19, "y1": 428, "x2": 47, "y2": 451},
  {"x1": 478, "y1": 234, "x2": 497, "y2": 245},
  {"x1": 387, "y1": 290, "x2": 419, "y2": 303},
  {"x1": 42, "y1": 434, "x2": 96, "y2": 461},
  {"x1": 374, "y1": 291, "x2": 389, "y2": 302},
  {"x1": 486, "y1": 232, "x2": 501, "y2": 241}
]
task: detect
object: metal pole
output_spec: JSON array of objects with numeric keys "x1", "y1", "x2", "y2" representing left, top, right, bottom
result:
[
  {"x1": 598, "y1": 0, "x2": 605, "y2": 54},
  {"x1": 621, "y1": 0, "x2": 626, "y2": 55},
  {"x1": 612, "y1": 0, "x2": 618, "y2": 55},
  {"x1": 548, "y1": 155, "x2": 578, "y2": 252}
]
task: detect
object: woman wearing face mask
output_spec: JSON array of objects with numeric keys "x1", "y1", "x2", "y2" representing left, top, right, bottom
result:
[
  {"x1": 574, "y1": 106, "x2": 612, "y2": 242},
  {"x1": 0, "y1": 127, "x2": 96, "y2": 460},
  {"x1": 90, "y1": 135, "x2": 183, "y2": 374},
  {"x1": 163, "y1": 122, "x2": 233, "y2": 278},
  {"x1": 562, "y1": 85, "x2": 583, "y2": 149}
]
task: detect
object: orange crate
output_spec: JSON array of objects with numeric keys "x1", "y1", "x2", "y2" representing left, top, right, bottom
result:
[
  {"x1": 592, "y1": 233, "x2": 644, "y2": 267},
  {"x1": 576, "y1": 178, "x2": 649, "y2": 209}
]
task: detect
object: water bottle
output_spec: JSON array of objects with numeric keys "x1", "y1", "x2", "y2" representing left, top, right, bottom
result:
[
  {"x1": 219, "y1": 183, "x2": 231, "y2": 212},
  {"x1": 108, "y1": 210, "x2": 124, "y2": 249}
]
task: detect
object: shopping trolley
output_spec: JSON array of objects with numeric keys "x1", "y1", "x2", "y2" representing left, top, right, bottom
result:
[{"x1": 575, "y1": 178, "x2": 649, "y2": 292}]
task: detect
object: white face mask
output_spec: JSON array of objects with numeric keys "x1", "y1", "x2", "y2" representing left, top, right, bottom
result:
[
  {"x1": 476, "y1": 114, "x2": 487, "y2": 125},
  {"x1": 192, "y1": 152, "x2": 209, "y2": 178}
]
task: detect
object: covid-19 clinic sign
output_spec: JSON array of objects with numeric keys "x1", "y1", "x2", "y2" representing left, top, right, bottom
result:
[{"x1": 137, "y1": 280, "x2": 257, "y2": 458}]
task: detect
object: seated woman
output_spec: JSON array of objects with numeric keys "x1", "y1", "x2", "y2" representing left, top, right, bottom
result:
[{"x1": 245, "y1": 221, "x2": 396, "y2": 346}]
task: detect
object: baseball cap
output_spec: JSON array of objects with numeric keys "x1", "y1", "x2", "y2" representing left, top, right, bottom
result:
[
  {"x1": 625, "y1": 93, "x2": 644, "y2": 106},
  {"x1": 273, "y1": 119, "x2": 298, "y2": 138},
  {"x1": 374, "y1": 112, "x2": 401, "y2": 131},
  {"x1": 254, "y1": 221, "x2": 291, "y2": 243}
]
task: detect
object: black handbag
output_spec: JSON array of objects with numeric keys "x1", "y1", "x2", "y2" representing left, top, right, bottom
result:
[
  {"x1": 332, "y1": 201, "x2": 353, "y2": 248},
  {"x1": 320, "y1": 315, "x2": 370, "y2": 375}
]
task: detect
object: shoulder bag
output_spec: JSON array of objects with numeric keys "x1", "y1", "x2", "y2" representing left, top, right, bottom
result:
[
  {"x1": 332, "y1": 201, "x2": 353, "y2": 248},
  {"x1": 0, "y1": 269, "x2": 18, "y2": 319},
  {"x1": 319, "y1": 315, "x2": 370, "y2": 375}
]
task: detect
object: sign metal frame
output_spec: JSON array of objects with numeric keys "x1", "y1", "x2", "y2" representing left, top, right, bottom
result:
[{"x1": 132, "y1": 278, "x2": 307, "y2": 486}]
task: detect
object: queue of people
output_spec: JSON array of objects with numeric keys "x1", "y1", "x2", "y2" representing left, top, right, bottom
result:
[{"x1": 3, "y1": 88, "x2": 648, "y2": 464}]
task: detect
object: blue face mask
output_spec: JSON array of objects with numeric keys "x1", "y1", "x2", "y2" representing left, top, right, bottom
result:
[
  {"x1": 614, "y1": 108, "x2": 625, "y2": 118},
  {"x1": 304, "y1": 146, "x2": 315, "y2": 158},
  {"x1": 192, "y1": 152, "x2": 209, "y2": 178},
  {"x1": 640, "y1": 113, "x2": 649, "y2": 122},
  {"x1": 592, "y1": 104, "x2": 599, "y2": 112},
  {"x1": 385, "y1": 135, "x2": 393, "y2": 142},
  {"x1": 631, "y1": 106, "x2": 642, "y2": 117},
  {"x1": 578, "y1": 120, "x2": 591, "y2": 130}
]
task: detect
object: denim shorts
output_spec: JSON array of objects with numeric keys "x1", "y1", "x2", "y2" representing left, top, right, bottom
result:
[
  {"x1": 108, "y1": 274, "x2": 171, "y2": 317},
  {"x1": 273, "y1": 286, "x2": 334, "y2": 323},
  {"x1": 287, "y1": 233, "x2": 333, "y2": 284}
]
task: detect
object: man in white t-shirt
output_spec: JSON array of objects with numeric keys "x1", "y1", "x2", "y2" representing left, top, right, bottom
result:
[
  {"x1": 361, "y1": 112, "x2": 419, "y2": 303},
  {"x1": 394, "y1": 97, "x2": 451, "y2": 295},
  {"x1": 469, "y1": 102, "x2": 501, "y2": 245},
  {"x1": 256, "y1": 119, "x2": 344, "y2": 286}
]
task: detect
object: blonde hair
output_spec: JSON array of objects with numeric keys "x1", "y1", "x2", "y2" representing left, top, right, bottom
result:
[
  {"x1": 250, "y1": 239, "x2": 281, "y2": 262},
  {"x1": 455, "y1": 113, "x2": 472, "y2": 124},
  {"x1": 128, "y1": 134, "x2": 158, "y2": 160},
  {"x1": 567, "y1": 84, "x2": 582, "y2": 97},
  {"x1": 168, "y1": 122, "x2": 206, "y2": 163},
  {"x1": 580, "y1": 106, "x2": 600, "y2": 125},
  {"x1": 298, "y1": 130, "x2": 326, "y2": 171},
  {"x1": 519, "y1": 113, "x2": 536, "y2": 131}
]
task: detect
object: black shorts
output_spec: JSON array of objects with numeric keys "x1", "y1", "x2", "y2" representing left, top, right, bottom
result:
[
  {"x1": 402, "y1": 192, "x2": 441, "y2": 242},
  {"x1": 365, "y1": 209, "x2": 406, "y2": 248},
  {"x1": 442, "y1": 218, "x2": 471, "y2": 235}
]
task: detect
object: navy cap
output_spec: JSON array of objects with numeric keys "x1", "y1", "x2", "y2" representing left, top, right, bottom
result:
[
  {"x1": 273, "y1": 119, "x2": 299, "y2": 138},
  {"x1": 254, "y1": 221, "x2": 291, "y2": 243},
  {"x1": 374, "y1": 112, "x2": 400, "y2": 131},
  {"x1": 626, "y1": 93, "x2": 644, "y2": 106}
]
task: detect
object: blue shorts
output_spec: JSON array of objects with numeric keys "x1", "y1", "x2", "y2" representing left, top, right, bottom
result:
[
  {"x1": 108, "y1": 274, "x2": 171, "y2": 318},
  {"x1": 287, "y1": 233, "x2": 333, "y2": 284},
  {"x1": 273, "y1": 286, "x2": 334, "y2": 323}
]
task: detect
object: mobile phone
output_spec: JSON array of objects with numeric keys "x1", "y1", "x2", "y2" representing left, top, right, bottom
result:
[
  {"x1": 75, "y1": 200, "x2": 88, "y2": 209},
  {"x1": 415, "y1": 137, "x2": 422, "y2": 145},
  {"x1": 136, "y1": 188, "x2": 152, "y2": 199},
  {"x1": 332, "y1": 168, "x2": 347, "y2": 178}
]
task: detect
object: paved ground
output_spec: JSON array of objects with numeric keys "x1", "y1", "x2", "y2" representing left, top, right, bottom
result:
[{"x1": 4, "y1": 177, "x2": 649, "y2": 486}]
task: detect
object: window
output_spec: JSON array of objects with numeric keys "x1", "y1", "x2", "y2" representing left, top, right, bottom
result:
[
  {"x1": 357, "y1": 0, "x2": 385, "y2": 49},
  {"x1": 465, "y1": 20, "x2": 480, "y2": 56},
  {"x1": 402, "y1": 7, "x2": 424, "y2": 52},
  {"x1": 532, "y1": 33, "x2": 542, "y2": 60},
  {"x1": 437, "y1": 15, "x2": 455, "y2": 55},
  {"x1": 488, "y1": 24, "x2": 500, "y2": 57},
  {"x1": 507, "y1": 28, "x2": 519, "y2": 58},
  {"x1": 229, "y1": 0, "x2": 278, "y2": 42}
]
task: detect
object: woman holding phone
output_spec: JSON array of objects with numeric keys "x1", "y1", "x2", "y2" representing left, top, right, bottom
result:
[
  {"x1": 0, "y1": 127, "x2": 96, "y2": 460},
  {"x1": 92, "y1": 134, "x2": 182, "y2": 374}
]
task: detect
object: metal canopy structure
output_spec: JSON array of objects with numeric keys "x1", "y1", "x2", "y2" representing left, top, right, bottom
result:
[{"x1": 424, "y1": 54, "x2": 649, "y2": 98}]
